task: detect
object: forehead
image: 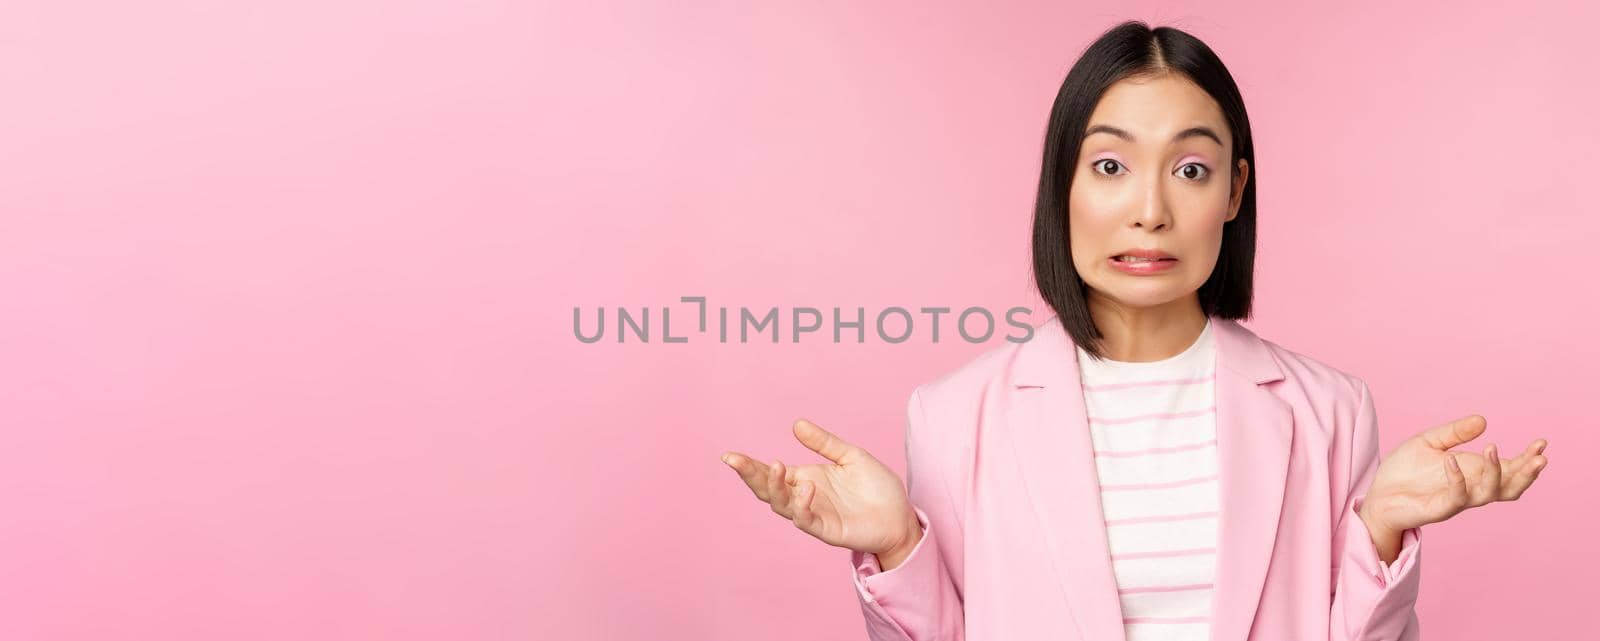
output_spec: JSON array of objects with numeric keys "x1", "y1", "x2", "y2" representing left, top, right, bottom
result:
[{"x1": 1087, "y1": 75, "x2": 1228, "y2": 143}]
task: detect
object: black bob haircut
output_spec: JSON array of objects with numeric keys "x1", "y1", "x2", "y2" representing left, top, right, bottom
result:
[{"x1": 1031, "y1": 20, "x2": 1256, "y2": 360}]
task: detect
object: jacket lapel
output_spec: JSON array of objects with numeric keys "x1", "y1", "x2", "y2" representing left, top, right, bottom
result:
[
  {"x1": 1007, "y1": 315, "x2": 1292, "y2": 641},
  {"x1": 1207, "y1": 318, "x2": 1293, "y2": 641}
]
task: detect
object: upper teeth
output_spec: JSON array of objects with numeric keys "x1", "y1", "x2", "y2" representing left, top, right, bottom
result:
[{"x1": 1118, "y1": 256, "x2": 1164, "y2": 262}]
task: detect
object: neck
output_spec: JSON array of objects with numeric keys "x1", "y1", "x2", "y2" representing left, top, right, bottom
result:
[{"x1": 1085, "y1": 292, "x2": 1208, "y2": 362}]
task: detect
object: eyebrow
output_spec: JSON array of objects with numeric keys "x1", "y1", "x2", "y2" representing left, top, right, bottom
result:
[{"x1": 1084, "y1": 124, "x2": 1223, "y2": 147}]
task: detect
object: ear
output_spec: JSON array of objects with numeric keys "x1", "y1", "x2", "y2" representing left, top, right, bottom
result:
[{"x1": 1225, "y1": 158, "x2": 1250, "y2": 222}]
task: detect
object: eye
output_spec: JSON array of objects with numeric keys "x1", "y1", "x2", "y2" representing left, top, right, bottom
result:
[
  {"x1": 1176, "y1": 162, "x2": 1210, "y2": 181},
  {"x1": 1091, "y1": 159, "x2": 1125, "y2": 176}
]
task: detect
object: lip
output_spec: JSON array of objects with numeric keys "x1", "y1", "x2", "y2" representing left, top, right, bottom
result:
[
  {"x1": 1108, "y1": 248, "x2": 1179, "y2": 275},
  {"x1": 1112, "y1": 248, "x2": 1177, "y2": 260}
]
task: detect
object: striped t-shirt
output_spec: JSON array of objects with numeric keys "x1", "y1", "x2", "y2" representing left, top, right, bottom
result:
[{"x1": 1075, "y1": 317, "x2": 1218, "y2": 641}]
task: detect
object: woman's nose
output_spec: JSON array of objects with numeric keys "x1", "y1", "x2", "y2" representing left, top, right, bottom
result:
[{"x1": 1131, "y1": 188, "x2": 1173, "y2": 230}]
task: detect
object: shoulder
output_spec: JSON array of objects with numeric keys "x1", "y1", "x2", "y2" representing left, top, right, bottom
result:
[
  {"x1": 922, "y1": 334, "x2": 1025, "y2": 391},
  {"x1": 915, "y1": 314, "x2": 1036, "y2": 399},
  {"x1": 902, "y1": 332, "x2": 1024, "y2": 447},
  {"x1": 1245, "y1": 328, "x2": 1374, "y2": 426},
  {"x1": 1258, "y1": 334, "x2": 1366, "y2": 396},
  {"x1": 895, "y1": 331, "x2": 1024, "y2": 483}
]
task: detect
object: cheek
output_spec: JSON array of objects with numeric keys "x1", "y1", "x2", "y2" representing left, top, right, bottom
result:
[
  {"x1": 1067, "y1": 205, "x2": 1119, "y2": 263},
  {"x1": 1067, "y1": 185, "x2": 1121, "y2": 232}
]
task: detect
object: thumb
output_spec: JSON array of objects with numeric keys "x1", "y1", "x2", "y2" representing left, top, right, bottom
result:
[
  {"x1": 793, "y1": 419, "x2": 860, "y2": 466},
  {"x1": 1418, "y1": 414, "x2": 1488, "y2": 451}
]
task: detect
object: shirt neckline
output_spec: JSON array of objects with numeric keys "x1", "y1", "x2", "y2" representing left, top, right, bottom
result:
[{"x1": 1076, "y1": 317, "x2": 1213, "y2": 371}]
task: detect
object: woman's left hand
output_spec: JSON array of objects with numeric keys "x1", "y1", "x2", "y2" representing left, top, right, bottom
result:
[{"x1": 1359, "y1": 415, "x2": 1549, "y2": 534}]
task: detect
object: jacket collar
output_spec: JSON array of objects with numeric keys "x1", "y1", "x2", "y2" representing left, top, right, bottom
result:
[{"x1": 1005, "y1": 314, "x2": 1293, "y2": 641}]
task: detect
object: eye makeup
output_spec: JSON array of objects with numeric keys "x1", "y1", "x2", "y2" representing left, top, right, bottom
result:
[{"x1": 1088, "y1": 151, "x2": 1213, "y2": 168}]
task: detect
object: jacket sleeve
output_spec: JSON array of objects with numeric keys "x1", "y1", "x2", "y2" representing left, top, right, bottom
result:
[
  {"x1": 847, "y1": 385, "x2": 965, "y2": 641},
  {"x1": 1329, "y1": 379, "x2": 1422, "y2": 641}
]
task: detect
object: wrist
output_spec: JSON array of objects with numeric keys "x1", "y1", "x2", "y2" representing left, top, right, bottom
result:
[
  {"x1": 893, "y1": 507, "x2": 923, "y2": 550},
  {"x1": 1358, "y1": 493, "x2": 1399, "y2": 532},
  {"x1": 876, "y1": 509, "x2": 923, "y2": 570},
  {"x1": 1358, "y1": 499, "x2": 1404, "y2": 564},
  {"x1": 1361, "y1": 511, "x2": 1401, "y2": 542}
]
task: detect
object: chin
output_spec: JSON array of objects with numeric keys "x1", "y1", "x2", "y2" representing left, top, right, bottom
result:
[
  {"x1": 1094, "y1": 279, "x2": 1196, "y2": 309},
  {"x1": 1107, "y1": 292, "x2": 1187, "y2": 309}
]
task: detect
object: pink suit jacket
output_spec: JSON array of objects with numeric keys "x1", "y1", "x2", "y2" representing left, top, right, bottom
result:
[{"x1": 848, "y1": 314, "x2": 1422, "y2": 641}]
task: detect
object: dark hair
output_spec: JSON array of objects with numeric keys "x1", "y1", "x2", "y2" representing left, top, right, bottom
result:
[{"x1": 1031, "y1": 20, "x2": 1256, "y2": 360}]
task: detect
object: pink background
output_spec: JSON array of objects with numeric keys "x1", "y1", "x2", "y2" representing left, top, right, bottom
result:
[{"x1": 2, "y1": 1, "x2": 1595, "y2": 639}]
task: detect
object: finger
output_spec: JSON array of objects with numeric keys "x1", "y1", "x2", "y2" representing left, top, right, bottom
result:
[
  {"x1": 1503, "y1": 454, "x2": 1547, "y2": 500},
  {"x1": 1444, "y1": 454, "x2": 1470, "y2": 513},
  {"x1": 792, "y1": 480, "x2": 818, "y2": 531},
  {"x1": 1514, "y1": 438, "x2": 1548, "y2": 460},
  {"x1": 1499, "y1": 439, "x2": 1548, "y2": 477},
  {"x1": 722, "y1": 451, "x2": 772, "y2": 499},
  {"x1": 794, "y1": 419, "x2": 860, "y2": 466},
  {"x1": 1421, "y1": 415, "x2": 1488, "y2": 451},
  {"x1": 767, "y1": 460, "x2": 795, "y2": 518},
  {"x1": 1481, "y1": 443, "x2": 1503, "y2": 505}
]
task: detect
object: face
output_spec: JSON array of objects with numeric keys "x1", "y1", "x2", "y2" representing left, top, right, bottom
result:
[{"x1": 1068, "y1": 73, "x2": 1250, "y2": 312}]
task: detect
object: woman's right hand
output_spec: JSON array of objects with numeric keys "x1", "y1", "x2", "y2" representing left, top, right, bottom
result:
[{"x1": 722, "y1": 419, "x2": 921, "y2": 558}]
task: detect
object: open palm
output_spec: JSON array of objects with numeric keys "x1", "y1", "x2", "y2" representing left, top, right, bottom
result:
[
  {"x1": 1362, "y1": 414, "x2": 1549, "y2": 533},
  {"x1": 721, "y1": 419, "x2": 920, "y2": 556}
]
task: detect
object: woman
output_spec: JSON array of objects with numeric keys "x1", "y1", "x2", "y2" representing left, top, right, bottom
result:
[{"x1": 720, "y1": 20, "x2": 1549, "y2": 641}]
